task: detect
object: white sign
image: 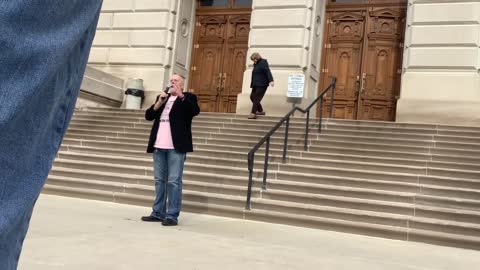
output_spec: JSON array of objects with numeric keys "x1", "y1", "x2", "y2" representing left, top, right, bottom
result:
[{"x1": 287, "y1": 74, "x2": 305, "y2": 98}]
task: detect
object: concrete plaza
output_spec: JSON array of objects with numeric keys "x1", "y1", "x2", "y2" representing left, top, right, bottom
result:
[{"x1": 19, "y1": 195, "x2": 480, "y2": 270}]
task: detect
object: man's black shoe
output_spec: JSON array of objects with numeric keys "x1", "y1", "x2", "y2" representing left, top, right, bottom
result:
[
  {"x1": 161, "y1": 218, "x2": 178, "y2": 226},
  {"x1": 141, "y1": 215, "x2": 164, "y2": 222}
]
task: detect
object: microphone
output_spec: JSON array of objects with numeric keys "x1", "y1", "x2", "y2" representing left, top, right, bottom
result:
[
  {"x1": 161, "y1": 84, "x2": 171, "y2": 100},
  {"x1": 164, "y1": 84, "x2": 172, "y2": 94}
]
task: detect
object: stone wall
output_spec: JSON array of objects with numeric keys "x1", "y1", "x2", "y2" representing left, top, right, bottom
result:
[
  {"x1": 397, "y1": 0, "x2": 480, "y2": 125},
  {"x1": 88, "y1": 0, "x2": 178, "y2": 95},
  {"x1": 236, "y1": 0, "x2": 325, "y2": 115}
]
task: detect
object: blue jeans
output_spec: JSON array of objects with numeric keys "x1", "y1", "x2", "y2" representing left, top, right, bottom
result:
[
  {"x1": 151, "y1": 149, "x2": 186, "y2": 222},
  {"x1": 0, "y1": 1, "x2": 102, "y2": 269}
]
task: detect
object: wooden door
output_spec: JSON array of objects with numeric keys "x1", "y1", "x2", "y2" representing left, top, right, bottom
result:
[
  {"x1": 219, "y1": 15, "x2": 250, "y2": 112},
  {"x1": 358, "y1": 7, "x2": 405, "y2": 120},
  {"x1": 189, "y1": 13, "x2": 251, "y2": 113},
  {"x1": 320, "y1": 1, "x2": 406, "y2": 121},
  {"x1": 189, "y1": 15, "x2": 226, "y2": 112},
  {"x1": 322, "y1": 11, "x2": 366, "y2": 120}
]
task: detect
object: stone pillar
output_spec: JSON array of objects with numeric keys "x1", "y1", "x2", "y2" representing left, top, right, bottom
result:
[
  {"x1": 236, "y1": 0, "x2": 325, "y2": 116},
  {"x1": 88, "y1": 0, "x2": 180, "y2": 107},
  {"x1": 397, "y1": 0, "x2": 480, "y2": 126}
]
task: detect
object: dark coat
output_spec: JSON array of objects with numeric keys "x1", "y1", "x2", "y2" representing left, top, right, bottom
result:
[
  {"x1": 145, "y1": 92, "x2": 200, "y2": 153},
  {"x1": 250, "y1": 58, "x2": 274, "y2": 88}
]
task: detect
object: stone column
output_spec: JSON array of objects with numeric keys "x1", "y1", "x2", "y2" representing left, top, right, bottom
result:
[
  {"x1": 397, "y1": 0, "x2": 480, "y2": 125},
  {"x1": 236, "y1": 0, "x2": 325, "y2": 116},
  {"x1": 88, "y1": 0, "x2": 180, "y2": 107}
]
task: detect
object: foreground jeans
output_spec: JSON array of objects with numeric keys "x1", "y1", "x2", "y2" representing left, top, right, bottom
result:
[
  {"x1": 152, "y1": 149, "x2": 186, "y2": 222},
  {"x1": 0, "y1": 1, "x2": 103, "y2": 268}
]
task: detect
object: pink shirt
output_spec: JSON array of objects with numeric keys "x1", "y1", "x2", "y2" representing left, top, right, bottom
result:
[{"x1": 154, "y1": 95, "x2": 178, "y2": 149}]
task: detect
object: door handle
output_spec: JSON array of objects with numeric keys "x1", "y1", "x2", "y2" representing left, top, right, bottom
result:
[
  {"x1": 355, "y1": 75, "x2": 360, "y2": 101},
  {"x1": 361, "y1": 73, "x2": 366, "y2": 95},
  {"x1": 215, "y1": 73, "x2": 222, "y2": 96},
  {"x1": 220, "y1": 73, "x2": 226, "y2": 92}
]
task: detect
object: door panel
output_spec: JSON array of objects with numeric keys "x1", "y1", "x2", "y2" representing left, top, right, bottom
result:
[
  {"x1": 320, "y1": 4, "x2": 406, "y2": 121},
  {"x1": 189, "y1": 13, "x2": 251, "y2": 113},
  {"x1": 322, "y1": 11, "x2": 365, "y2": 120},
  {"x1": 193, "y1": 44, "x2": 223, "y2": 112},
  {"x1": 190, "y1": 16, "x2": 226, "y2": 112},
  {"x1": 220, "y1": 15, "x2": 250, "y2": 112},
  {"x1": 358, "y1": 7, "x2": 405, "y2": 121}
]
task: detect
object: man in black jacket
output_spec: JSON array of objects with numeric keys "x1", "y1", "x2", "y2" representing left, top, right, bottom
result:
[
  {"x1": 249, "y1": 52, "x2": 274, "y2": 119},
  {"x1": 141, "y1": 74, "x2": 200, "y2": 226}
]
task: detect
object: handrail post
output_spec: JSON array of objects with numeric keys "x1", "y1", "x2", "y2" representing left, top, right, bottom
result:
[
  {"x1": 244, "y1": 77, "x2": 335, "y2": 210},
  {"x1": 304, "y1": 110, "x2": 310, "y2": 151},
  {"x1": 262, "y1": 137, "x2": 270, "y2": 190},
  {"x1": 245, "y1": 153, "x2": 254, "y2": 210},
  {"x1": 318, "y1": 97, "x2": 324, "y2": 133},
  {"x1": 329, "y1": 78, "x2": 336, "y2": 119},
  {"x1": 282, "y1": 116, "x2": 290, "y2": 163}
]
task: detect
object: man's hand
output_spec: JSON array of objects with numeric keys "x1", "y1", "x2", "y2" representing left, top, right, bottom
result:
[
  {"x1": 269, "y1": 81, "x2": 274, "y2": 87},
  {"x1": 154, "y1": 92, "x2": 168, "y2": 110}
]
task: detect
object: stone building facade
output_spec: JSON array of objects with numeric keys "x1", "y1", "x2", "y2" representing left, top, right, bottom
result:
[{"x1": 87, "y1": 0, "x2": 480, "y2": 126}]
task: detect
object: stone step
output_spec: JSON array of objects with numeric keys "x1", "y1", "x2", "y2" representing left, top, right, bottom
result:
[
  {"x1": 432, "y1": 148, "x2": 480, "y2": 159},
  {"x1": 65, "y1": 126, "x2": 480, "y2": 158},
  {"x1": 43, "y1": 184, "x2": 416, "y2": 244},
  {"x1": 61, "y1": 134, "x2": 480, "y2": 174},
  {"x1": 58, "y1": 109, "x2": 480, "y2": 250},
  {"x1": 42, "y1": 184, "x2": 246, "y2": 220},
  {"x1": 70, "y1": 117, "x2": 477, "y2": 138},
  {"x1": 68, "y1": 118, "x2": 480, "y2": 149},
  {"x1": 56, "y1": 150, "x2": 425, "y2": 181},
  {"x1": 45, "y1": 179, "x2": 480, "y2": 250},
  {"x1": 61, "y1": 134, "x2": 433, "y2": 164},
  {"x1": 73, "y1": 113, "x2": 480, "y2": 141},
  {"x1": 51, "y1": 157, "x2": 480, "y2": 214},
  {"x1": 248, "y1": 207, "x2": 480, "y2": 250},
  {"x1": 47, "y1": 166, "x2": 480, "y2": 226},
  {"x1": 63, "y1": 128, "x2": 480, "y2": 162},
  {"x1": 45, "y1": 174, "x2": 480, "y2": 240},
  {"x1": 47, "y1": 174, "x2": 252, "y2": 198},
  {"x1": 53, "y1": 158, "x2": 259, "y2": 179},
  {"x1": 45, "y1": 172, "x2": 480, "y2": 239},
  {"x1": 51, "y1": 155, "x2": 418, "y2": 205},
  {"x1": 66, "y1": 121, "x2": 480, "y2": 157},
  {"x1": 58, "y1": 144, "x2": 430, "y2": 175},
  {"x1": 254, "y1": 198, "x2": 480, "y2": 238},
  {"x1": 78, "y1": 107, "x2": 480, "y2": 133},
  {"x1": 61, "y1": 143, "x2": 432, "y2": 168},
  {"x1": 51, "y1": 158, "x2": 480, "y2": 206}
]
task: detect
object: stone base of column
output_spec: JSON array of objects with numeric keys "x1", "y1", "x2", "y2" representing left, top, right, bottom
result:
[{"x1": 396, "y1": 99, "x2": 480, "y2": 126}]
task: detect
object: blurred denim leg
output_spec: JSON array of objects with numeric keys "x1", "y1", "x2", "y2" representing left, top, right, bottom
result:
[{"x1": 0, "y1": 1, "x2": 103, "y2": 269}]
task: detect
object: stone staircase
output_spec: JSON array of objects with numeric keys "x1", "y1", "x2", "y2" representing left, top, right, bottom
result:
[{"x1": 44, "y1": 107, "x2": 480, "y2": 250}]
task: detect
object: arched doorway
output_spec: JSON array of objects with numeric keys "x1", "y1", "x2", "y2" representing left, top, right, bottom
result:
[
  {"x1": 188, "y1": 0, "x2": 252, "y2": 113},
  {"x1": 319, "y1": 0, "x2": 407, "y2": 121}
]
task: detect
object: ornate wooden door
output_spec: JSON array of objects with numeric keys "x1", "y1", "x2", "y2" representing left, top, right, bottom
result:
[
  {"x1": 322, "y1": 11, "x2": 366, "y2": 120},
  {"x1": 189, "y1": 16, "x2": 226, "y2": 112},
  {"x1": 219, "y1": 15, "x2": 250, "y2": 112},
  {"x1": 358, "y1": 8, "x2": 405, "y2": 120},
  {"x1": 189, "y1": 14, "x2": 250, "y2": 113},
  {"x1": 320, "y1": 2, "x2": 406, "y2": 121}
]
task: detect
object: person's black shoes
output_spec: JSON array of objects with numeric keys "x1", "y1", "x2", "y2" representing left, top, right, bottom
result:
[
  {"x1": 141, "y1": 215, "x2": 164, "y2": 222},
  {"x1": 141, "y1": 215, "x2": 177, "y2": 226},
  {"x1": 161, "y1": 218, "x2": 178, "y2": 226}
]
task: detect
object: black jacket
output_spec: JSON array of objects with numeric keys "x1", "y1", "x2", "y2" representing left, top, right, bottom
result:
[
  {"x1": 145, "y1": 92, "x2": 200, "y2": 153},
  {"x1": 250, "y1": 58, "x2": 274, "y2": 88}
]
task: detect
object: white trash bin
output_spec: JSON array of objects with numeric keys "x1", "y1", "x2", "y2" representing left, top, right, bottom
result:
[{"x1": 124, "y1": 78, "x2": 145, "y2": 109}]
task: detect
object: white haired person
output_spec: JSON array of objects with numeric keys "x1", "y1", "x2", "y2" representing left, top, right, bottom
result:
[
  {"x1": 248, "y1": 52, "x2": 274, "y2": 119},
  {"x1": 141, "y1": 74, "x2": 200, "y2": 226}
]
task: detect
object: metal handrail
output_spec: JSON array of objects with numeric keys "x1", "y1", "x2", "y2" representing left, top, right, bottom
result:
[{"x1": 245, "y1": 77, "x2": 336, "y2": 210}]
